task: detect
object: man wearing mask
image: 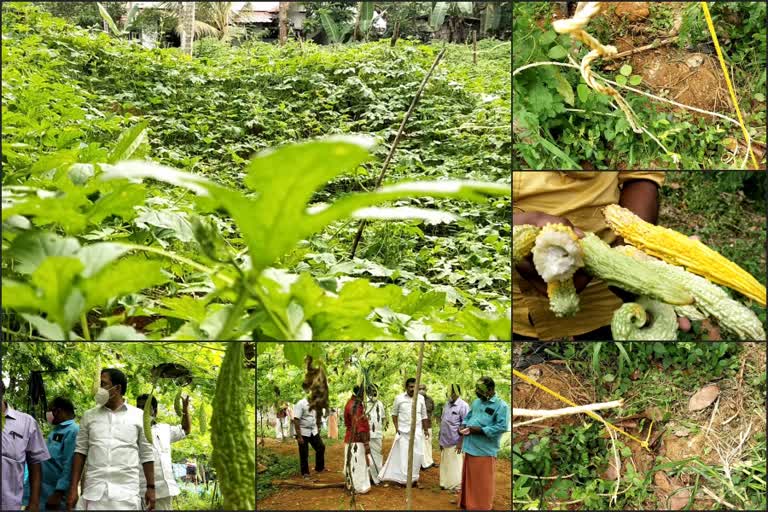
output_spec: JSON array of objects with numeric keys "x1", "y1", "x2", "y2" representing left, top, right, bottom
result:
[
  {"x1": 67, "y1": 369, "x2": 155, "y2": 511},
  {"x1": 378, "y1": 378, "x2": 429, "y2": 487},
  {"x1": 36, "y1": 398, "x2": 80, "y2": 511},
  {"x1": 136, "y1": 393, "x2": 190, "y2": 510},
  {"x1": 2, "y1": 380, "x2": 51, "y2": 511},
  {"x1": 439, "y1": 384, "x2": 469, "y2": 496},
  {"x1": 457, "y1": 376, "x2": 509, "y2": 511},
  {"x1": 364, "y1": 384, "x2": 386, "y2": 485},
  {"x1": 418, "y1": 384, "x2": 435, "y2": 470}
]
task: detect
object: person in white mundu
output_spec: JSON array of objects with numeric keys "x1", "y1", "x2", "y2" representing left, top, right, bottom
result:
[{"x1": 378, "y1": 378, "x2": 429, "y2": 486}]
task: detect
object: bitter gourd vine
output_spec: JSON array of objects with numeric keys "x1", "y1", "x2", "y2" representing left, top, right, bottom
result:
[{"x1": 211, "y1": 342, "x2": 255, "y2": 510}]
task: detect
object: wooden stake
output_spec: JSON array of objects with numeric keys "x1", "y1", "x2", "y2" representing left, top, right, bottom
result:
[
  {"x1": 350, "y1": 48, "x2": 447, "y2": 258},
  {"x1": 473, "y1": 30, "x2": 477, "y2": 64}
]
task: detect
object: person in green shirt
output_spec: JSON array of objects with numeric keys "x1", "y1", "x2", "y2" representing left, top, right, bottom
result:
[{"x1": 457, "y1": 376, "x2": 509, "y2": 511}]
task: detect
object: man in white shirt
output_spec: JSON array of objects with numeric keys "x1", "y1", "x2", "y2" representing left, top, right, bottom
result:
[
  {"x1": 365, "y1": 385, "x2": 386, "y2": 485},
  {"x1": 293, "y1": 397, "x2": 326, "y2": 479},
  {"x1": 136, "y1": 392, "x2": 190, "y2": 510},
  {"x1": 378, "y1": 378, "x2": 429, "y2": 487},
  {"x1": 67, "y1": 369, "x2": 155, "y2": 511}
]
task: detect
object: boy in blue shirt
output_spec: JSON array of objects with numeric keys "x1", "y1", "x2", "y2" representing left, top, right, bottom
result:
[{"x1": 457, "y1": 377, "x2": 509, "y2": 511}]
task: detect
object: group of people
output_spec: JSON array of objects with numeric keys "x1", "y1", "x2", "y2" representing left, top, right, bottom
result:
[
  {"x1": 1, "y1": 369, "x2": 191, "y2": 511},
  {"x1": 285, "y1": 375, "x2": 508, "y2": 511}
]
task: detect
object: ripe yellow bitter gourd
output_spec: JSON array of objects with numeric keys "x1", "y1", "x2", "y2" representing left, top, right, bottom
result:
[
  {"x1": 603, "y1": 204, "x2": 766, "y2": 305},
  {"x1": 212, "y1": 342, "x2": 255, "y2": 510},
  {"x1": 513, "y1": 224, "x2": 540, "y2": 265}
]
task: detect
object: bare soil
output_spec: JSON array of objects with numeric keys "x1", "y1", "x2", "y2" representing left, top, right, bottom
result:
[{"x1": 257, "y1": 436, "x2": 512, "y2": 510}]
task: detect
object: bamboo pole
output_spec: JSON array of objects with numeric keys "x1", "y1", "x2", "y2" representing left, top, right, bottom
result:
[{"x1": 350, "y1": 48, "x2": 447, "y2": 258}]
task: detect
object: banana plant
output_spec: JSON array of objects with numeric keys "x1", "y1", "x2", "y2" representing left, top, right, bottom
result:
[
  {"x1": 319, "y1": 7, "x2": 353, "y2": 44},
  {"x1": 96, "y1": 2, "x2": 140, "y2": 37}
]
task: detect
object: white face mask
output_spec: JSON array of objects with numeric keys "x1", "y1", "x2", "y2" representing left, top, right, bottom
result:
[{"x1": 95, "y1": 385, "x2": 115, "y2": 406}]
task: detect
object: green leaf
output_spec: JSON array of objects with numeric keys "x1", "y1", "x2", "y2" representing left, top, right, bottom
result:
[
  {"x1": 429, "y1": 2, "x2": 449, "y2": 30},
  {"x1": 620, "y1": 64, "x2": 633, "y2": 76},
  {"x1": 29, "y1": 149, "x2": 79, "y2": 176},
  {"x1": 548, "y1": 45, "x2": 568, "y2": 60},
  {"x1": 20, "y1": 314, "x2": 66, "y2": 340},
  {"x1": 552, "y1": 70, "x2": 575, "y2": 106},
  {"x1": 82, "y1": 256, "x2": 168, "y2": 310},
  {"x1": 97, "y1": 2, "x2": 122, "y2": 36},
  {"x1": 10, "y1": 232, "x2": 81, "y2": 275},
  {"x1": 103, "y1": 139, "x2": 509, "y2": 276},
  {"x1": 76, "y1": 243, "x2": 132, "y2": 278},
  {"x1": 282, "y1": 342, "x2": 325, "y2": 368},
  {"x1": 30, "y1": 256, "x2": 85, "y2": 331},
  {"x1": 97, "y1": 325, "x2": 147, "y2": 340},
  {"x1": 320, "y1": 9, "x2": 343, "y2": 43},
  {"x1": 108, "y1": 121, "x2": 149, "y2": 164},
  {"x1": 86, "y1": 183, "x2": 146, "y2": 224},
  {"x1": 2, "y1": 280, "x2": 42, "y2": 311},
  {"x1": 359, "y1": 1, "x2": 375, "y2": 34},
  {"x1": 753, "y1": 92, "x2": 765, "y2": 102},
  {"x1": 629, "y1": 75, "x2": 643, "y2": 86},
  {"x1": 539, "y1": 31, "x2": 557, "y2": 45},
  {"x1": 134, "y1": 209, "x2": 195, "y2": 242},
  {"x1": 615, "y1": 75, "x2": 628, "y2": 86},
  {"x1": 151, "y1": 296, "x2": 209, "y2": 324},
  {"x1": 577, "y1": 83, "x2": 591, "y2": 103}
]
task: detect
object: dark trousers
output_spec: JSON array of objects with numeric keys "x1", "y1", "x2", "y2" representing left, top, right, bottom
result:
[{"x1": 298, "y1": 433, "x2": 325, "y2": 475}]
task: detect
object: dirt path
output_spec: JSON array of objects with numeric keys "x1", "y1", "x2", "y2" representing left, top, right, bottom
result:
[{"x1": 257, "y1": 437, "x2": 512, "y2": 510}]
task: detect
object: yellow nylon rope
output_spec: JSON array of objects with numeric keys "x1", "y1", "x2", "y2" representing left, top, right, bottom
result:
[
  {"x1": 700, "y1": 2, "x2": 760, "y2": 170},
  {"x1": 513, "y1": 368, "x2": 652, "y2": 451}
]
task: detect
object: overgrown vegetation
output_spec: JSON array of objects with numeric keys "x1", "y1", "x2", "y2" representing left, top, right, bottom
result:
[
  {"x1": 513, "y1": 1, "x2": 767, "y2": 169},
  {"x1": 2, "y1": 3, "x2": 510, "y2": 340},
  {"x1": 513, "y1": 342, "x2": 767, "y2": 510}
]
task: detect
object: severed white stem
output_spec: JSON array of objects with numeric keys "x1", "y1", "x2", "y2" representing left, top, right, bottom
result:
[{"x1": 513, "y1": 399, "x2": 623, "y2": 420}]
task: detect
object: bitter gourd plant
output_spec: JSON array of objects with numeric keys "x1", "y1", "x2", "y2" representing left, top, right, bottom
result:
[
  {"x1": 604, "y1": 204, "x2": 767, "y2": 306},
  {"x1": 617, "y1": 245, "x2": 766, "y2": 340},
  {"x1": 611, "y1": 295, "x2": 678, "y2": 340},
  {"x1": 580, "y1": 232, "x2": 694, "y2": 306},
  {"x1": 211, "y1": 342, "x2": 255, "y2": 510},
  {"x1": 513, "y1": 224, "x2": 540, "y2": 265},
  {"x1": 531, "y1": 224, "x2": 584, "y2": 317}
]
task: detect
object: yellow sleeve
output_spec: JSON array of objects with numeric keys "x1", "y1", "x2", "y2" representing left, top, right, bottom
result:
[{"x1": 617, "y1": 171, "x2": 665, "y2": 188}]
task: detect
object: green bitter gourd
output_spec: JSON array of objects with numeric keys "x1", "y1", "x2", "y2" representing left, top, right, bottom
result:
[
  {"x1": 174, "y1": 389, "x2": 183, "y2": 418},
  {"x1": 143, "y1": 390, "x2": 154, "y2": 444},
  {"x1": 198, "y1": 402, "x2": 207, "y2": 434},
  {"x1": 211, "y1": 342, "x2": 255, "y2": 510}
]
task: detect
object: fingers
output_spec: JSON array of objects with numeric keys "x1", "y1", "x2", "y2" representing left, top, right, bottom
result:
[
  {"x1": 515, "y1": 257, "x2": 548, "y2": 296},
  {"x1": 678, "y1": 317, "x2": 692, "y2": 332},
  {"x1": 573, "y1": 269, "x2": 592, "y2": 293}
]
